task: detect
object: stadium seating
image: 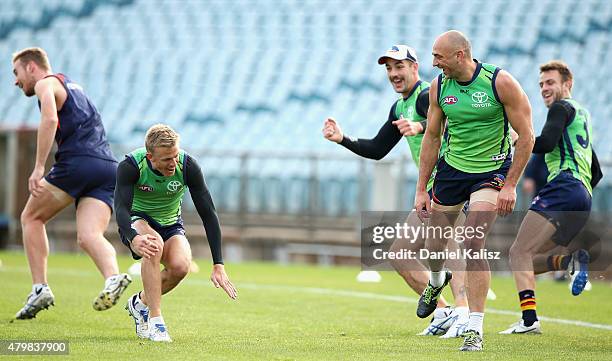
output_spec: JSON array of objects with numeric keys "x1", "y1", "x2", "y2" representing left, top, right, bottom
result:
[{"x1": 0, "y1": 0, "x2": 610, "y2": 214}]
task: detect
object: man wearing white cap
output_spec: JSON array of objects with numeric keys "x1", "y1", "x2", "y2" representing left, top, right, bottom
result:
[{"x1": 322, "y1": 45, "x2": 470, "y2": 338}]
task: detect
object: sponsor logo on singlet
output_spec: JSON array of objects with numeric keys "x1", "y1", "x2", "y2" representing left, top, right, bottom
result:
[
  {"x1": 471, "y1": 91, "x2": 492, "y2": 108},
  {"x1": 66, "y1": 83, "x2": 84, "y2": 92},
  {"x1": 167, "y1": 181, "x2": 182, "y2": 193}
]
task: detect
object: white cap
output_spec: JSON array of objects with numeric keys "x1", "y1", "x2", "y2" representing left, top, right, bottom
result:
[{"x1": 377, "y1": 45, "x2": 418, "y2": 64}]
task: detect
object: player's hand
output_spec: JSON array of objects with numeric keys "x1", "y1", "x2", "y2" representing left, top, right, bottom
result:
[
  {"x1": 131, "y1": 234, "x2": 160, "y2": 259},
  {"x1": 392, "y1": 115, "x2": 423, "y2": 136},
  {"x1": 496, "y1": 185, "x2": 516, "y2": 217},
  {"x1": 414, "y1": 190, "x2": 431, "y2": 220},
  {"x1": 28, "y1": 165, "x2": 45, "y2": 197},
  {"x1": 322, "y1": 117, "x2": 343, "y2": 143},
  {"x1": 211, "y1": 264, "x2": 237, "y2": 300}
]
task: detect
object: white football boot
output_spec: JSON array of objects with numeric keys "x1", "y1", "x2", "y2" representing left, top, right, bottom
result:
[
  {"x1": 418, "y1": 307, "x2": 455, "y2": 336},
  {"x1": 125, "y1": 293, "x2": 150, "y2": 339},
  {"x1": 499, "y1": 319, "x2": 542, "y2": 334},
  {"x1": 148, "y1": 321, "x2": 172, "y2": 342},
  {"x1": 15, "y1": 285, "x2": 55, "y2": 319},
  {"x1": 93, "y1": 273, "x2": 132, "y2": 311}
]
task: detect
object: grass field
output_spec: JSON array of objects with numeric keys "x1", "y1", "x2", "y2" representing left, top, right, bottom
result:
[{"x1": 1, "y1": 250, "x2": 611, "y2": 360}]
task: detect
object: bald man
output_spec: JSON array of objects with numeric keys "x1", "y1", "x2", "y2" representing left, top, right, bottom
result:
[
  {"x1": 414, "y1": 30, "x2": 534, "y2": 351},
  {"x1": 323, "y1": 45, "x2": 470, "y2": 338}
]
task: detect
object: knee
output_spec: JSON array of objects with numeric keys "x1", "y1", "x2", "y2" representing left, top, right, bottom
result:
[
  {"x1": 166, "y1": 259, "x2": 190, "y2": 280},
  {"x1": 509, "y1": 242, "x2": 529, "y2": 264},
  {"x1": 20, "y1": 208, "x2": 41, "y2": 227},
  {"x1": 464, "y1": 237, "x2": 485, "y2": 251},
  {"x1": 137, "y1": 236, "x2": 164, "y2": 262},
  {"x1": 149, "y1": 237, "x2": 165, "y2": 260},
  {"x1": 77, "y1": 230, "x2": 98, "y2": 248}
]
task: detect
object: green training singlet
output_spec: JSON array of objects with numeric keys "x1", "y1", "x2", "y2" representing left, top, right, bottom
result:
[
  {"x1": 545, "y1": 99, "x2": 593, "y2": 194},
  {"x1": 129, "y1": 147, "x2": 187, "y2": 225},
  {"x1": 438, "y1": 62, "x2": 511, "y2": 173}
]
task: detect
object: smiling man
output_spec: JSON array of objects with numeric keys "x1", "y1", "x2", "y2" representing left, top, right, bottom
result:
[
  {"x1": 322, "y1": 45, "x2": 470, "y2": 338},
  {"x1": 414, "y1": 30, "x2": 534, "y2": 351},
  {"x1": 115, "y1": 124, "x2": 237, "y2": 342},
  {"x1": 500, "y1": 60, "x2": 600, "y2": 335}
]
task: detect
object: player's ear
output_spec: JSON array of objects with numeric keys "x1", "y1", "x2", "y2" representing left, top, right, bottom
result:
[
  {"x1": 146, "y1": 152, "x2": 153, "y2": 161},
  {"x1": 26, "y1": 60, "x2": 35, "y2": 73}
]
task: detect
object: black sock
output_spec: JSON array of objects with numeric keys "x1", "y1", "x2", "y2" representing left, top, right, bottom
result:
[
  {"x1": 519, "y1": 289, "x2": 538, "y2": 327},
  {"x1": 547, "y1": 254, "x2": 571, "y2": 271}
]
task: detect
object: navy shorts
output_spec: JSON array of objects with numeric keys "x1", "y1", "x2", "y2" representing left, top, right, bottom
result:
[
  {"x1": 432, "y1": 157, "x2": 511, "y2": 206},
  {"x1": 45, "y1": 156, "x2": 117, "y2": 209},
  {"x1": 529, "y1": 171, "x2": 592, "y2": 246},
  {"x1": 427, "y1": 188, "x2": 469, "y2": 214},
  {"x1": 119, "y1": 212, "x2": 186, "y2": 260}
]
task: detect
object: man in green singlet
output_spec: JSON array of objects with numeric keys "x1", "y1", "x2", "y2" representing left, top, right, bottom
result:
[
  {"x1": 414, "y1": 30, "x2": 535, "y2": 351},
  {"x1": 500, "y1": 60, "x2": 601, "y2": 335},
  {"x1": 323, "y1": 45, "x2": 470, "y2": 338},
  {"x1": 115, "y1": 124, "x2": 237, "y2": 342}
]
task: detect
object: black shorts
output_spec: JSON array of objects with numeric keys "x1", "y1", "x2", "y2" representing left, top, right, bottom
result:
[
  {"x1": 45, "y1": 156, "x2": 117, "y2": 209},
  {"x1": 432, "y1": 156, "x2": 511, "y2": 206},
  {"x1": 529, "y1": 171, "x2": 592, "y2": 246},
  {"x1": 427, "y1": 188, "x2": 469, "y2": 214},
  {"x1": 119, "y1": 212, "x2": 186, "y2": 260}
]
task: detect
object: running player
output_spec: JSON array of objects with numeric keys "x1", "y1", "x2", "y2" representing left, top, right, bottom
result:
[
  {"x1": 500, "y1": 60, "x2": 600, "y2": 334},
  {"x1": 414, "y1": 31, "x2": 534, "y2": 351},
  {"x1": 323, "y1": 45, "x2": 470, "y2": 338},
  {"x1": 12, "y1": 47, "x2": 131, "y2": 319},
  {"x1": 116, "y1": 124, "x2": 237, "y2": 342}
]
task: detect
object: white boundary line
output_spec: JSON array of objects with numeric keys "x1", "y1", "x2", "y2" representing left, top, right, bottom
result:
[
  {"x1": 220, "y1": 281, "x2": 612, "y2": 331},
  {"x1": 3, "y1": 265, "x2": 612, "y2": 331}
]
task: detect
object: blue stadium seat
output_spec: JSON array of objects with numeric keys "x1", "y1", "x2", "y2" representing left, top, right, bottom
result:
[{"x1": 0, "y1": 0, "x2": 610, "y2": 213}]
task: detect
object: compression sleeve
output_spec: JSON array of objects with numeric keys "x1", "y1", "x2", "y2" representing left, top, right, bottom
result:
[
  {"x1": 184, "y1": 154, "x2": 223, "y2": 264},
  {"x1": 415, "y1": 88, "x2": 430, "y2": 131},
  {"x1": 339, "y1": 101, "x2": 403, "y2": 160},
  {"x1": 533, "y1": 101, "x2": 574, "y2": 153},
  {"x1": 115, "y1": 158, "x2": 139, "y2": 242}
]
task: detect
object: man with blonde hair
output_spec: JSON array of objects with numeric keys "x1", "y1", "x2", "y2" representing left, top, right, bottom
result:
[
  {"x1": 12, "y1": 47, "x2": 131, "y2": 319},
  {"x1": 115, "y1": 124, "x2": 237, "y2": 342}
]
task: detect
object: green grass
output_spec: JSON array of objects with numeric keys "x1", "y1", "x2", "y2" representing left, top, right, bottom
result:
[{"x1": 1, "y1": 250, "x2": 611, "y2": 360}]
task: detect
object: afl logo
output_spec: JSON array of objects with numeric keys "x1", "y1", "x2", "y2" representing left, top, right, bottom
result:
[
  {"x1": 167, "y1": 181, "x2": 182, "y2": 192},
  {"x1": 138, "y1": 185, "x2": 153, "y2": 192},
  {"x1": 443, "y1": 96, "x2": 458, "y2": 105}
]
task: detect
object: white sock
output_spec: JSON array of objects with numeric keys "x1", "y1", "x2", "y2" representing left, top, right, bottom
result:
[
  {"x1": 468, "y1": 312, "x2": 484, "y2": 335},
  {"x1": 455, "y1": 306, "x2": 469, "y2": 320},
  {"x1": 104, "y1": 274, "x2": 121, "y2": 286},
  {"x1": 32, "y1": 283, "x2": 47, "y2": 293},
  {"x1": 430, "y1": 271, "x2": 446, "y2": 287},
  {"x1": 149, "y1": 315, "x2": 165, "y2": 326},
  {"x1": 433, "y1": 307, "x2": 452, "y2": 318}
]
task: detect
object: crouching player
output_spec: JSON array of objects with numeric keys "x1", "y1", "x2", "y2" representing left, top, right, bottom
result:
[{"x1": 115, "y1": 124, "x2": 237, "y2": 342}]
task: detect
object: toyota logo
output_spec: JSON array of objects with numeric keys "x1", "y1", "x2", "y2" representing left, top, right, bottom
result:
[
  {"x1": 167, "y1": 181, "x2": 182, "y2": 192},
  {"x1": 471, "y1": 92, "x2": 488, "y2": 104}
]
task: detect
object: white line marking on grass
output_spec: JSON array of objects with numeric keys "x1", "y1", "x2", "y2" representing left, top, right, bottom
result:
[
  {"x1": 4, "y1": 265, "x2": 612, "y2": 331},
  {"x1": 191, "y1": 280, "x2": 612, "y2": 331}
]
